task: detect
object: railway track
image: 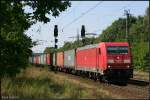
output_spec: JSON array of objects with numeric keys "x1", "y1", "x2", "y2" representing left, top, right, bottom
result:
[
  {"x1": 48, "y1": 70, "x2": 149, "y2": 99},
  {"x1": 129, "y1": 71, "x2": 149, "y2": 86},
  {"x1": 129, "y1": 79, "x2": 149, "y2": 86}
]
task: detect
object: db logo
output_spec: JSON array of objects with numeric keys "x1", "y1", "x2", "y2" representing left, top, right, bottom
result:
[{"x1": 117, "y1": 56, "x2": 120, "y2": 59}]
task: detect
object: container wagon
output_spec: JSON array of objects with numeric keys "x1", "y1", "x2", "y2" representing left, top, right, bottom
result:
[
  {"x1": 53, "y1": 53, "x2": 56, "y2": 66},
  {"x1": 56, "y1": 52, "x2": 64, "y2": 71},
  {"x1": 35, "y1": 55, "x2": 40, "y2": 65},
  {"x1": 46, "y1": 53, "x2": 51, "y2": 65},
  {"x1": 64, "y1": 49, "x2": 76, "y2": 73}
]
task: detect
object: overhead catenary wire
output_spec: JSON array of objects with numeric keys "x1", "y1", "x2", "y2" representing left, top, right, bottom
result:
[
  {"x1": 56, "y1": 2, "x2": 81, "y2": 25},
  {"x1": 92, "y1": 1, "x2": 134, "y2": 34},
  {"x1": 62, "y1": 1, "x2": 103, "y2": 31}
]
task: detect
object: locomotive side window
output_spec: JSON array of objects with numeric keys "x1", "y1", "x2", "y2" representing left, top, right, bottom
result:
[{"x1": 107, "y1": 46, "x2": 128, "y2": 54}]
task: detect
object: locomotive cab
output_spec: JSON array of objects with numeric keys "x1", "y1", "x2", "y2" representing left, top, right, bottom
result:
[
  {"x1": 101, "y1": 42, "x2": 133, "y2": 83},
  {"x1": 106, "y1": 46, "x2": 131, "y2": 69}
]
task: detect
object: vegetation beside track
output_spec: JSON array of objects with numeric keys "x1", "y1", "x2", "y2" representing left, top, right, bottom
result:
[
  {"x1": 133, "y1": 71, "x2": 149, "y2": 81},
  {"x1": 2, "y1": 66, "x2": 116, "y2": 99}
]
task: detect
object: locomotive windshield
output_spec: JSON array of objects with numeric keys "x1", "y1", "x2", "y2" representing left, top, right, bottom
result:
[{"x1": 107, "y1": 46, "x2": 128, "y2": 54}]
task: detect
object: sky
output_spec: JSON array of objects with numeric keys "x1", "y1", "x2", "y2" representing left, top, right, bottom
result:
[{"x1": 24, "y1": 1, "x2": 149, "y2": 53}]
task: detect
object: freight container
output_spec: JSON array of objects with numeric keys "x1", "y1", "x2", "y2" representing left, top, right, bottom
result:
[
  {"x1": 34, "y1": 56, "x2": 37, "y2": 64},
  {"x1": 38, "y1": 55, "x2": 40, "y2": 65},
  {"x1": 46, "y1": 53, "x2": 51, "y2": 65},
  {"x1": 35, "y1": 55, "x2": 40, "y2": 64},
  {"x1": 41, "y1": 54, "x2": 46, "y2": 65},
  {"x1": 43, "y1": 54, "x2": 46, "y2": 65},
  {"x1": 42, "y1": 54, "x2": 44, "y2": 64},
  {"x1": 33, "y1": 56, "x2": 36, "y2": 64},
  {"x1": 39, "y1": 54, "x2": 42, "y2": 65},
  {"x1": 64, "y1": 49, "x2": 75, "y2": 68},
  {"x1": 33, "y1": 55, "x2": 37, "y2": 64},
  {"x1": 56, "y1": 52, "x2": 64, "y2": 67},
  {"x1": 53, "y1": 53, "x2": 56, "y2": 66}
]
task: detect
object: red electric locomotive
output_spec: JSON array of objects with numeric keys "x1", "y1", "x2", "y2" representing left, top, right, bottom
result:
[{"x1": 76, "y1": 42, "x2": 133, "y2": 83}]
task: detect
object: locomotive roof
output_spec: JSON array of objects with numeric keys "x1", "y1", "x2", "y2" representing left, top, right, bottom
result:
[
  {"x1": 77, "y1": 42, "x2": 129, "y2": 51},
  {"x1": 104, "y1": 42, "x2": 129, "y2": 46},
  {"x1": 77, "y1": 43, "x2": 99, "y2": 51}
]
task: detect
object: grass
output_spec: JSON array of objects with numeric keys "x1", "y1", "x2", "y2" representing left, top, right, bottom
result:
[
  {"x1": 2, "y1": 66, "x2": 114, "y2": 99},
  {"x1": 133, "y1": 70, "x2": 149, "y2": 81}
]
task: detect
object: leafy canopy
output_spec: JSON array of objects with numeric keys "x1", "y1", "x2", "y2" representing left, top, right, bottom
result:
[{"x1": 0, "y1": 0, "x2": 71, "y2": 77}]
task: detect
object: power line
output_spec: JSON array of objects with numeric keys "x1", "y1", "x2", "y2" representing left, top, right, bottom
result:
[
  {"x1": 92, "y1": 1, "x2": 133, "y2": 34},
  {"x1": 93, "y1": 28, "x2": 103, "y2": 33},
  {"x1": 56, "y1": 2, "x2": 81, "y2": 25},
  {"x1": 62, "y1": 1, "x2": 103, "y2": 31}
]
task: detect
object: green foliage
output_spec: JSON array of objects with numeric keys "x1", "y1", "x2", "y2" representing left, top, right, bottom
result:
[
  {"x1": 24, "y1": 0, "x2": 71, "y2": 23},
  {"x1": 44, "y1": 47, "x2": 55, "y2": 53},
  {"x1": 63, "y1": 42, "x2": 74, "y2": 50},
  {"x1": 129, "y1": 16, "x2": 146, "y2": 42},
  {"x1": 0, "y1": 12, "x2": 33, "y2": 77},
  {"x1": 0, "y1": 31, "x2": 33, "y2": 77},
  {"x1": 132, "y1": 42, "x2": 149, "y2": 71},
  {"x1": 1, "y1": 0, "x2": 71, "y2": 24},
  {"x1": 83, "y1": 37, "x2": 96, "y2": 45},
  {"x1": 99, "y1": 16, "x2": 137, "y2": 42},
  {"x1": 0, "y1": 0, "x2": 71, "y2": 77}
]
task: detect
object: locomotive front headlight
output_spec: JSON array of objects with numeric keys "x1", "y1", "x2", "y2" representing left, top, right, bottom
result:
[
  {"x1": 108, "y1": 65, "x2": 111, "y2": 68},
  {"x1": 124, "y1": 59, "x2": 130, "y2": 63},
  {"x1": 107, "y1": 59, "x2": 114, "y2": 63},
  {"x1": 127, "y1": 65, "x2": 130, "y2": 68}
]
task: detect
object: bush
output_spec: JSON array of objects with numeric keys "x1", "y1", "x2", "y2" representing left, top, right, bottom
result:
[{"x1": 132, "y1": 42, "x2": 149, "y2": 71}]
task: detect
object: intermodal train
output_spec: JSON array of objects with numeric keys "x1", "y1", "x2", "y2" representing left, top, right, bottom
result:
[{"x1": 29, "y1": 42, "x2": 133, "y2": 84}]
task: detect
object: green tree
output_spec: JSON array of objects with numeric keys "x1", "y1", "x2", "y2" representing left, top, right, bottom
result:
[
  {"x1": 0, "y1": 0, "x2": 71, "y2": 97},
  {"x1": 1, "y1": 0, "x2": 71, "y2": 25},
  {"x1": 130, "y1": 16, "x2": 145, "y2": 42},
  {"x1": 132, "y1": 42, "x2": 149, "y2": 71},
  {"x1": 44, "y1": 47, "x2": 55, "y2": 53},
  {"x1": 63, "y1": 42, "x2": 73, "y2": 50},
  {"x1": 0, "y1": 0, "x2": 70, "y2": 76},
  {"x1": 143, "y1": 7, "x2": 149, "y2": 41},
  {"x1": 99, "y1": 16, "x2": 137, "y2": 42}
]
